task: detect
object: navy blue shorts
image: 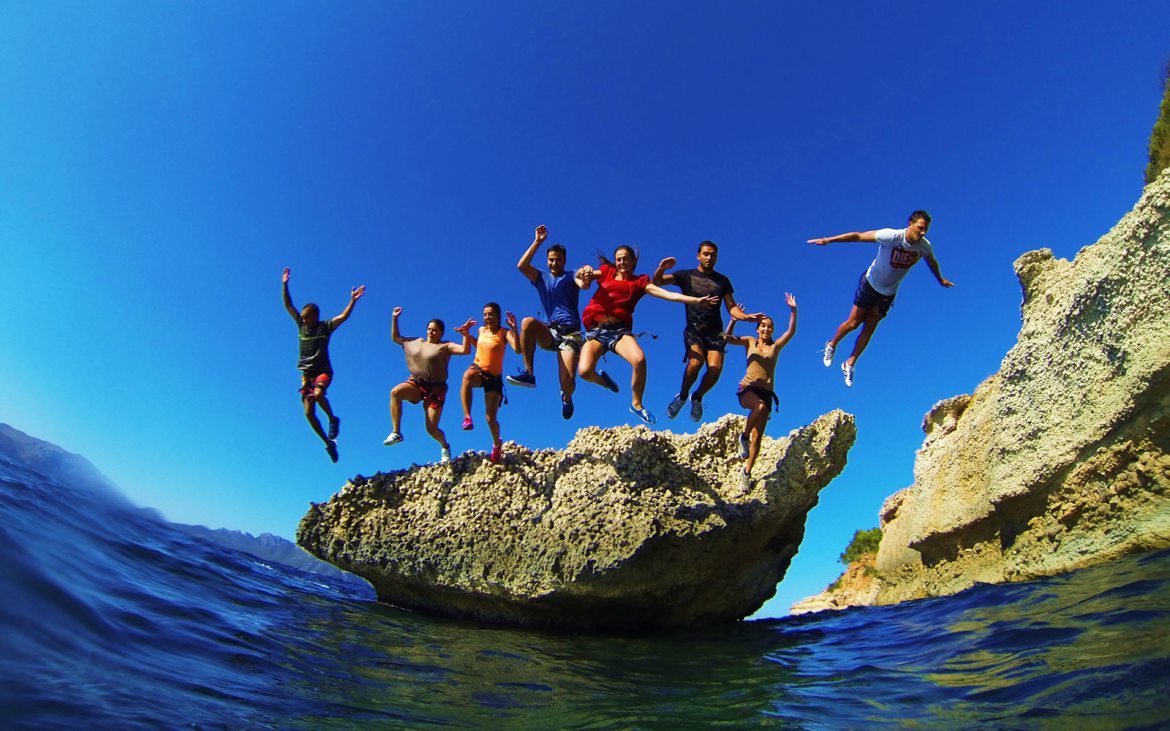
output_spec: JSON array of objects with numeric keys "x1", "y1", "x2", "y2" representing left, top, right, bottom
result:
[
  {"x1": 853, "y1": 272, "x2": 895, "y2": 318},
  {"x1": 584, "y1": 324, "x2": 630, "y2": 354}
]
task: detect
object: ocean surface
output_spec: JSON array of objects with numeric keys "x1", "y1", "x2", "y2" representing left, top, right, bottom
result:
[{"x1": 2, "y1": 454, "x2": 1168, "y2": 730}]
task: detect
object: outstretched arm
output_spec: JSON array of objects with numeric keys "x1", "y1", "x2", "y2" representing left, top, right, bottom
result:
[
  {"x1": 391, "y1": 307, "x2": 408, "y2": 345},
  {"x1": 517, "y1": 225, "x2": 547, "y2": 284},
  {"x1": 450, "y1": 318, "x2": 477, "y2": 356},
  {"x1": 775, "y1": 293, "x2": 798, "y2": 348},
  {"x1": 644, "y1": 283, "x2": 719, "y2": 309},
  {"x1": 725, "y1": 293, "x2": 764, "y2": 322},
  {"x1": 722, "y1": 312, "x2": 751, "y2": 347},
  {"x1": 651, "y1": 257, "x2": 677, "y2": 287},
  {"x1": 926, "y1": 255, "x2": 954, "y2": 288},
  {"x1": 330, "y1": 285, "x2": 366, "y2": 328},
  {"x1": 807, "y1": 230, "x2": 879, "y2": 246},
  {"x1": 504, "y1": 312, "x2": 523, "y2": 353},
  {"x1": 281, "y1": 268, "x2": 299, "y2": 321}
]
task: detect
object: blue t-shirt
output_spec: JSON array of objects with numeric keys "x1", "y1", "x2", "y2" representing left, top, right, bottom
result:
[{"x1": 532, "y1": 270, "x2": 582, "y2": 331}]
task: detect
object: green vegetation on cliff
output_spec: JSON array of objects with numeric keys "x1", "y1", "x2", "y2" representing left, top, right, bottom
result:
[
  {"x1": 1146, "y1": 57, "x2": 1170, "y2": 185},
  {"x1": 838, "y1": 527, "x2": 883, "y2": 565}
]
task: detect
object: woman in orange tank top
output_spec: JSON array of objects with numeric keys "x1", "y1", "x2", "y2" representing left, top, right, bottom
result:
[{"x1": 460, "y1": 302, "x2": 521, "y2": 462}]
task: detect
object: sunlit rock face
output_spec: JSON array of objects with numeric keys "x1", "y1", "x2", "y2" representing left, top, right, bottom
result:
[
  {"x1": 298, "y1": 411, "x2": 856, "y2": 631},
  {"x1": 796, "y1": 170, "x2": 1170, "y2": 614}
]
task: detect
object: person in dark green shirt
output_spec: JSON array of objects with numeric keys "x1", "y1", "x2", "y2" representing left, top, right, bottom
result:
[{"x1": 282, "y1": 267, "x2": 365, "y2": 462}]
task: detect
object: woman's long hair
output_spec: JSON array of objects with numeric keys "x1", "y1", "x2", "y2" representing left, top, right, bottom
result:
[{"x1": 594, "y1": 245, "x2": 639, "y2": 269}]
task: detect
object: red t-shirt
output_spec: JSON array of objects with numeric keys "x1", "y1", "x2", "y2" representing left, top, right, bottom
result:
[{"x1": 581, "y1": 264, "x2": 651, "y2": 329}]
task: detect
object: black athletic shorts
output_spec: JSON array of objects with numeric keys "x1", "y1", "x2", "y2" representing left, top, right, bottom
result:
[
  {"x1": 853, "y1": 272, "x2": 896, "y2": 318},
  {"x1": 682, "y1": 325, "x2": 727, "y2": 360},
  {"x1": 471, "y1": 364, "x2": 504, "y2": 395},
  {"x1": 737, "y1": 383, "x2": 779, "y2": 414}
]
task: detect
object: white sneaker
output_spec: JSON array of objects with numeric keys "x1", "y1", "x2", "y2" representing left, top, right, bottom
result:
[
  {"x1": 666, "y1": 394, "x2": 686, "y2": 419},
  {"x1": 440, "y1": 445, "x2": 451, "y2": 464},
  {"x1": 823, "y1": 341, "x2": 835, "y2": 367},
  {"x1": 842, "y1": 363, "x2": 854, "y2": 388},
  {"x1": 739, "y1": 469, "x2": 751, "y2": 493},
  {"x1": 690, "y1": 396, "x2": 704, "y2": 423},
  {"x1": 738, "y1": 433, "x2": 750, "y2": 459},
  {"x1": 383, "y1": 432, "x2": 404, "y2": 446}
]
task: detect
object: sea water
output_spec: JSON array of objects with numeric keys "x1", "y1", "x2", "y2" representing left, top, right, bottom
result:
[{"x1": 1, "y1": 454, "x2": 1168, "y2": 730}]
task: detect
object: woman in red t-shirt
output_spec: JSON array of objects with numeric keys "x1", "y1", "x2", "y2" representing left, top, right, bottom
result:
[{"x1": 577, "y1": 245, "x2": 718, "y2": 424}]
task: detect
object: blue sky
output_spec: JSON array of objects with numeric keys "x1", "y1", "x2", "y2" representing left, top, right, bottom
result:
[{"x1": 1, "y1": 1, "x2": 1165, "y2": 617}]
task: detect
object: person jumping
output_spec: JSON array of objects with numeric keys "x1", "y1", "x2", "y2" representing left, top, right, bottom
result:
[
  {"x1": 652, "y1": 240, "x2": 763, "y2": 423},
  {"x1": 808, "y1": 211, "x2": 953, "y2": 387},
  {"x1": 724, "y1": 294, "x2": 797, "y2": 493},
  {"x1": 577, "y1": 246, "x2": 719, "y2": 425},
  {"x1": 506, "y1": 224, "x2": 587, "y2": 420},
  {"x1": 461, "y1": 303, "x2": 521, "y2": 463},
  {"x1": 281, "y1": 268, "x2": 365, "y2": 463},
  {"x1": 384, "y1": 307, "x2": 474, "y2": 465}
]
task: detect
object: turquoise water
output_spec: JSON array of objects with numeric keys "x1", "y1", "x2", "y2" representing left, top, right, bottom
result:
[{"x1": 2, "y1": 453, "x2": 1167, "y2": 729}]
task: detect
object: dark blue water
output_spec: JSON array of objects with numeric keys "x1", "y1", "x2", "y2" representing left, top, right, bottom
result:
[{"x1": 2, "y1": 454, "x2": 1168, "y2": 730}]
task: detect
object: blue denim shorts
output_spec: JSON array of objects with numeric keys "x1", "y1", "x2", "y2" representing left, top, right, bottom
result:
[
  {"x1": 853, "y1": 272, "x2": 895, "y2": 318},
  {"x1": 584, "y1": 324, "x2": 630, "y2": 354}
]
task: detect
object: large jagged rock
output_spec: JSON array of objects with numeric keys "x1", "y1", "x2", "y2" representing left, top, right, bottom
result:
[
  {"x1": 298, "y1": 411, "x2": 855, "y2": 631},
  {"x1": 795, "y1": 170, "x2": 1170, "y2": 613}
]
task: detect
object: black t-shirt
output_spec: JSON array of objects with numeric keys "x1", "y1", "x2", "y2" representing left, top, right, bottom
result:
[
  {"x1": 671, "y1": 268, "x2": 734, "y2": 332},
  {"x1": 298, "y1": 317, "x2": 336, "y2": 373}
]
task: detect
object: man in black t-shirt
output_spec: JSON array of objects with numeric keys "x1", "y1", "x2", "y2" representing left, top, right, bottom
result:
[
  {"x1": 282, "y1": 268, "x2": 365, "y2": 463},
  {"x1": 652, "y1": 241, "x2": 762, "y2": 423}
]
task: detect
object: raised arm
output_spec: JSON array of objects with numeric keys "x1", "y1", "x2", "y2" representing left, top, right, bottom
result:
[
  {"x1": 504, "y1": 312, "x2": 523, "y2": 353},
  {"x1": 281, "y1": 268, "x2": 299, "y2": 321},
  {"x1": 645, "y1": 283, "x2": 719, "y2": 309},
  {"x1": 926, "y1": 254, "x2": 955, "y2": 288},
  {"x1": 330, "y1": 285, "x2": 366, "y2": 328},
  {"x1": 390, "y1": 307, "x2": 408, "y2": 345},
  {"x1": 517, "y1": 225, "x2": 547, "y2": 284},
  {"x1": 450, "y1": 318, "x2": 477, "y2": 356},
  {"x1": 775, "y1": 293, "x2": 798, "y2": 348},
  {"x1": 724, "y1": 293, "x2": 764, "y2": 323},
  {"x1": 651, "y1": 257, "x2": 677, "y2": 287},
  {"x1": 722, "y1": 310, "x2": 751, "y2": 347},
  {"x1": 807, "y1": 230, "x2": 879, "y2": 246}
]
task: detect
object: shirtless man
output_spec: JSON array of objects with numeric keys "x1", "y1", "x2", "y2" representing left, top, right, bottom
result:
[
  {"x1": 652, "y1": 241, "x2": 763, "y2": 423},
  {"x1": 724, "y1": 294, "x2": 797, "y2": 493},
  {"x1": 808, "y1": 211, "x2": 953, "y2": 387},
  {"x1": 506, "y1": 225, "x2": 587, "y2": 420},
  {"x1": 282, "y1": 268, "x2": 365, "y2": 463},
  {"x1": 384, "y1": 308, "x2": 474, "y2": 465},
  {"x1": 461, "y1": 303, "x2": 522, "y2": 463}
]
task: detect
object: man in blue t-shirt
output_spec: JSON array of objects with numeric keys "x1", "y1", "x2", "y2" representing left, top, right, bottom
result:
[
  {"x1": 808, "y1": 210, "x2": 953, "y2": 388},
  {"x1": 282, "y1": 267, "x2": 365, "y2": 462},
  {"x1": 507, "y1": 225, "x2": 590, "y2": 419}
]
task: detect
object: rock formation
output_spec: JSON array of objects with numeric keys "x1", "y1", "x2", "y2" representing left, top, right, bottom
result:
[
  {"x1": 795, "y1": 170, "x2": 1170, "y2": 613},
  {"x1": 298, "y1": 411, "x2": 856, "y2": 631}
]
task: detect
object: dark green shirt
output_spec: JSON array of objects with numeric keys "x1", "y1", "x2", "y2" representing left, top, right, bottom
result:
[{"x1": 297, "y1": 317, "x2": 336, "y2": 373}]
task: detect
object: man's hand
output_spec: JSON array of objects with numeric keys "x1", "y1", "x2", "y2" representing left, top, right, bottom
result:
[
  {"x1": 657, "y1": 257, "x2": 676, "y2": 271},
  {"x1": 505, "y1": 311, "x2": 518, "y2": 331},
  {"x1": 352, "y1": 285, "x2": 366, "y2": 301},
  {"x1": 806, "y1": 238, "x2": 831, "y2": 246},
  {"x1": 455, "y1": 318, "x2": 477, "y2": 336},
  {"x1": 785, "y1": 293, "x2": 797, "y2": 309},
  {"x1": 282, "y1": 268, "x2": 290, "y2": 283},
  {"x1": 535, "y1": 225, "x2": 547, "y2": 244},
  {"x1": 577, "y1": 264, "x2": 595, "y2": 281},
  {"x1": 696, "y1": 295, "x2": 720, "y2": 309},
  {"x1": 393, "y1": 306, "x2": 402, "y2": 317},
  {"x1": 940, "y1": 278, "x2": 955, "y2": 288}
]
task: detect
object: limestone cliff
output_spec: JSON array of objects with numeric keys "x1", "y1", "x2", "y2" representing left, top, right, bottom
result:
[
  {"x1": 298, "y1": 411, "x2": 855, "y2": 631},
  {"x1": 797, "y1": 170, "x2": 1170, "y2": 613}
]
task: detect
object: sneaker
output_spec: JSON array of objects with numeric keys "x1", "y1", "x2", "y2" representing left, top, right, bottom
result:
[
  {"x1": 327, "y1": 417, "x2": 340, "y2": 440},
  {"x1": 562, "y1": 394, "x2": 574, "y2": 420},
  {"x1": 440, "y1": 445, "x2": 451, "y2": 464},
  {"x1": 599, "y1": 370, "x2": 620, "y2": 394},
  {"x1": 666, "y1": 394, "x2": 686, "y2": 419},
  {"x1": 842, "y1": 362, "x2": 854, "y2": 388},
  {"x1": 690, "y1": 396, "x2": 704, "y2": 423},
  {"x1": 382, "y1": 432, "x2": 403, "y2": 446},
  {"x1": 506, "y1": 368, "x2": 537, "y2": 389},
  {"x1": 629, "y1": 405, "x2": 657, "y2": 425},
  {"x1": 738, "y1": 433, "x2": 750, "y2": 459},
  {"x1": 739, "y1": 469, "x2": 751, "y2": 493},
  {"x1": 823, "y1": 341, "x2": 835, "y2": 367},
  {"x1": 325, "y1": 440, "x2": 338, "y2": 463},
  {"x1": 490, "y1": 442, "x2": 502, "y2": 463},
  {"x1": 462, "y1": 416, "x2": 474, "y2": 430}
]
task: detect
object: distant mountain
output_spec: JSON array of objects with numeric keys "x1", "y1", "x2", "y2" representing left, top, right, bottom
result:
[{"x1": 0, "y1": 422, "x2": 365, "y2": 588}]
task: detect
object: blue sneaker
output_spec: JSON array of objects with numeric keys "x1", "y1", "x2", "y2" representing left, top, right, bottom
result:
[
  {"x1": 690, "y1": 396, "x2": 704, "y2": 423},
  {"x1": 506, "y1": 368, "x2": 537, "y2": 389},
  {"x1": 561, "y1": 393, "x2": 574, "y2": 420},
  {"x1": 666, "y1": 394, "x2": 686, "y2": 419},
  {"x1": 599, "y1": 370, "x2": 620, "y2": 394},
  {"x1": 630, "y1": 405, "x2": 657, "y2": 425},
  {"x1": 327, "y1": 416, "x2": 340, "y2": 440},
  {"x1": 325, "y1": 440, "x2": 338, "y2": 463}
]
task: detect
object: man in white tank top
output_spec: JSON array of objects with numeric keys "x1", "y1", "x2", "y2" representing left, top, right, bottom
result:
[{"x1": 807, "y1": 211, "x2": 953, "y2": 387}]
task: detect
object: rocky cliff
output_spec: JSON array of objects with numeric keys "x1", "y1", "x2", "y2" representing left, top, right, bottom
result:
[
  {"x1": 298, "y1": 411, "x2": 856, "y2": 631},
  {"x1": 796, "y1": 170, "x2": 1170, "y2": 613}
]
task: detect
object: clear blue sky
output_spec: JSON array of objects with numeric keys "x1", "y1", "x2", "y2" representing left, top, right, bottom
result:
[{"x1": 1, "y1": 1, "x2": 1164, "y2": 617}]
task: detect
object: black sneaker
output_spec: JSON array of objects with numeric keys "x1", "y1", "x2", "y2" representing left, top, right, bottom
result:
[
  {"x1": 506, "y1": 369, "x2": 537, "y2": 389},
  {"x1": 325, "y1": 440, "x2": 338, "y2": 463},
  {"x1": 327, "y1": 417, "x2": 340, "y2": 440},
  {"x1": 562, "y1": 394, "x2": 574, "y2": 420}
]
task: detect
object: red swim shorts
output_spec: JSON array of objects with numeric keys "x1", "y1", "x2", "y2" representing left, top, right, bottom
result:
[{"x1": 300, "y1": 371, "x2": 332, "y2": 398}]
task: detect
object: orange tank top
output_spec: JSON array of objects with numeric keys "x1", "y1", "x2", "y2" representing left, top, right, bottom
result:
[{"x1": 473, "y1": 326, "x2": 507, "y2": 376}]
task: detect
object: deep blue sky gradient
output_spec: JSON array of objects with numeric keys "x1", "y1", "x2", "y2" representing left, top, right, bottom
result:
[{"x1": 1, "y1": 1, "x2": 1165, "y2": 616}]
